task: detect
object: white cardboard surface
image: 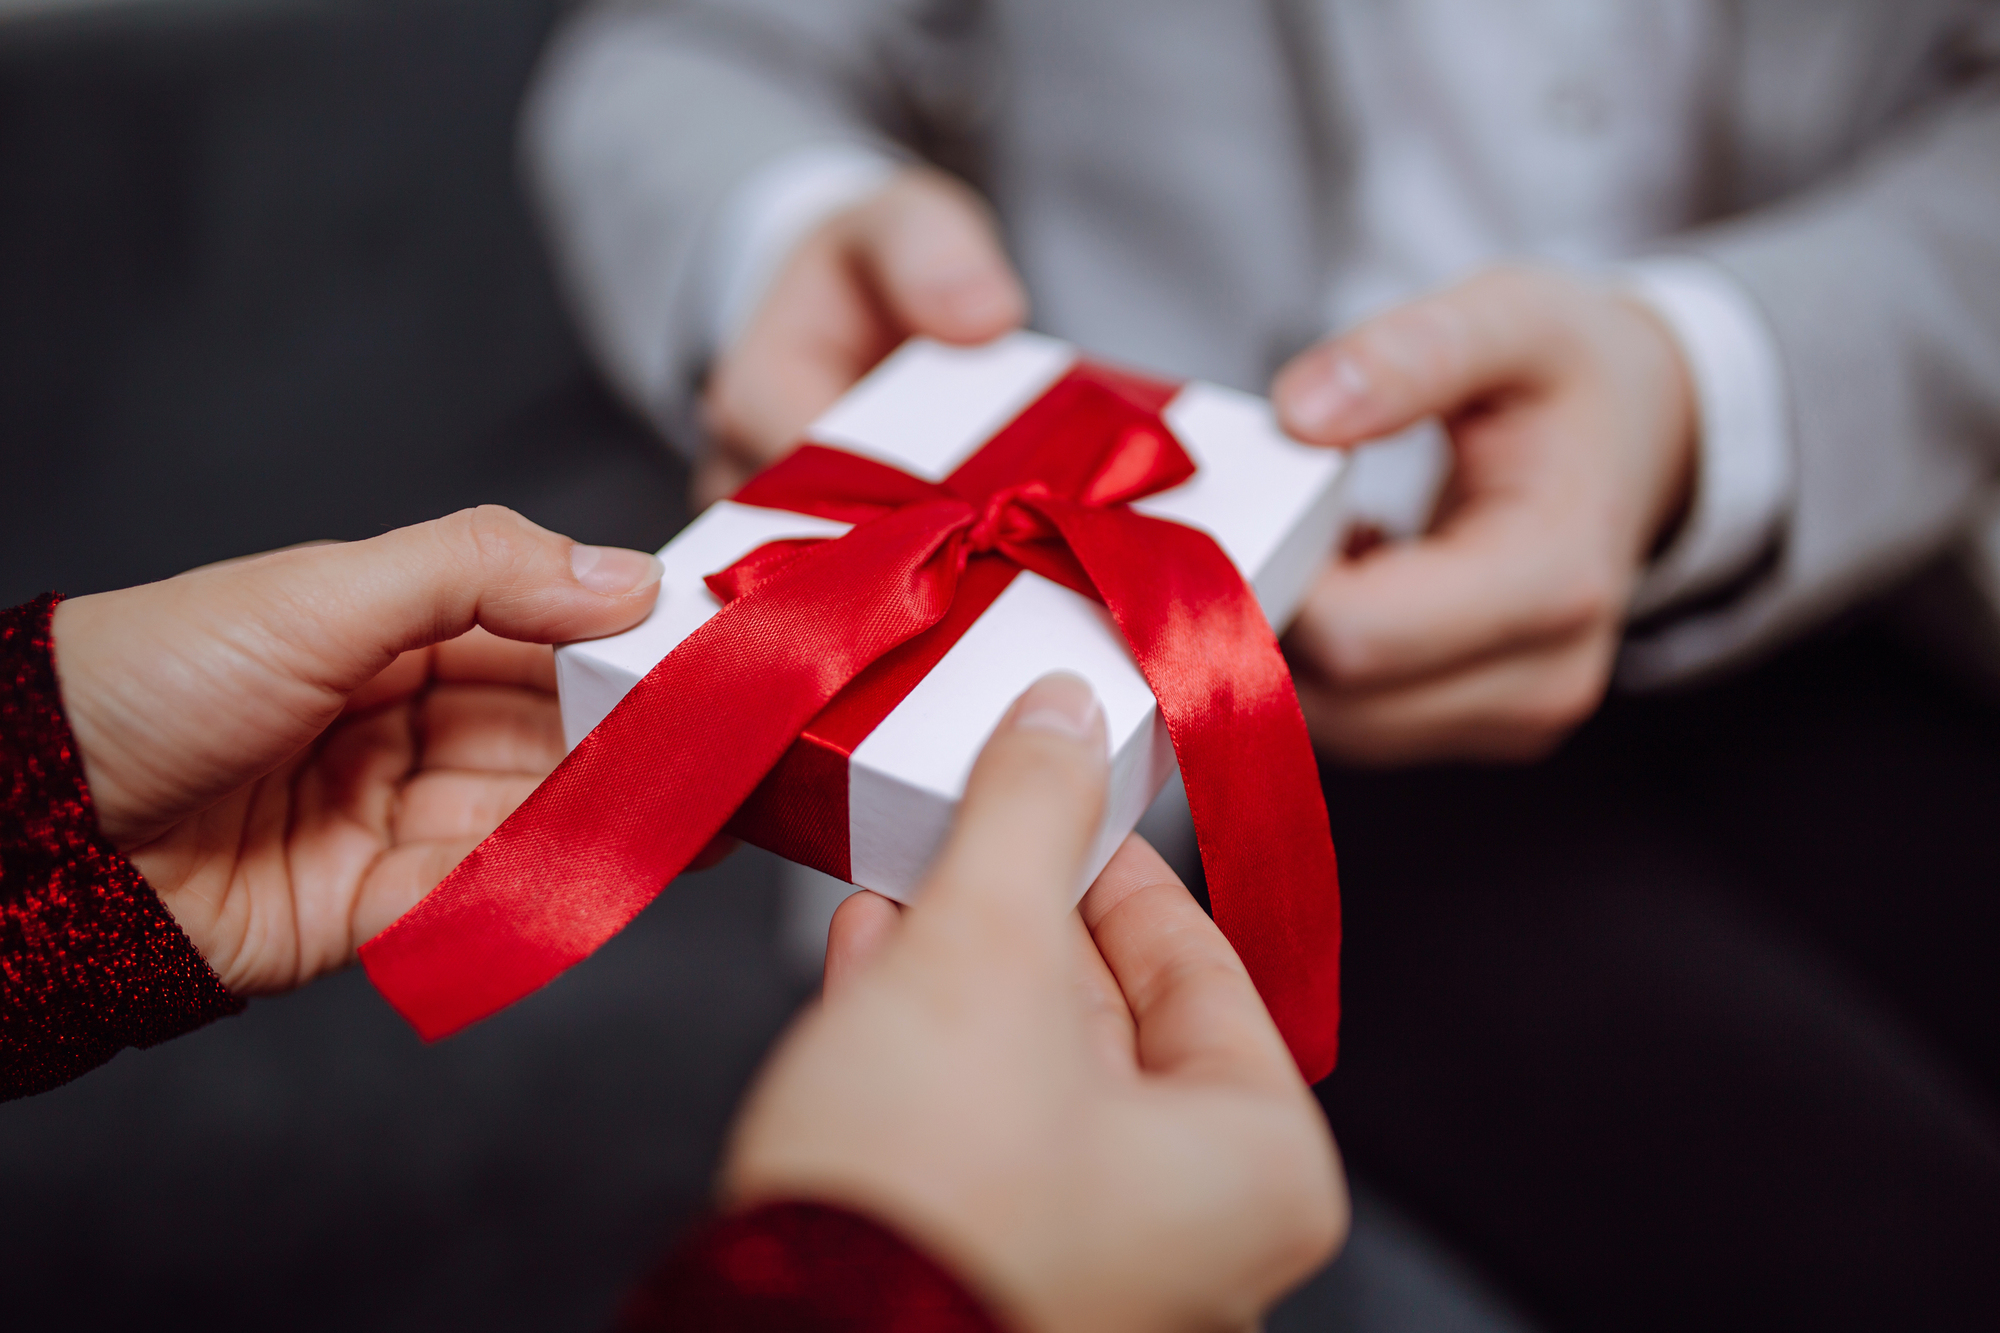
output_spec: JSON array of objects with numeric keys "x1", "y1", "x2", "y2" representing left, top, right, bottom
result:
[{"x1": 557, "y1": 333, "x2": 1348, "y2": 902}]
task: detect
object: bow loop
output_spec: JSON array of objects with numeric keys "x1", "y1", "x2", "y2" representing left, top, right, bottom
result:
[
  {"x1": 939, "y1": 363, "x2": 1193, "y2": 508},
  {"x1": 1080, "y1": 420, "x2": 1189, "y2": 508}
]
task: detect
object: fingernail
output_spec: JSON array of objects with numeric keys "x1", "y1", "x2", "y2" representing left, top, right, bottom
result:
[
  {"x1": 570, "y1": 544, "x2": 664, "y2": 595},
  {"x1": 1011, "y1": 671, "x2": 1103, "y2": 743},
  {"x1": 1285, "y1": 353, "x2": 1371, "y2": 437}
]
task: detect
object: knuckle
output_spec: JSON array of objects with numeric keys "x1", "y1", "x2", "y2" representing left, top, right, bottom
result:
[{"x1": 444, "y1": 505, "x2": 541, "y2": 577}]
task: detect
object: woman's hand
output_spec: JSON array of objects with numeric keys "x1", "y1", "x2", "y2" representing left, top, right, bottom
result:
[
  {"x1": 724, "y1": 674, "x2": 1348, "y2": 1333},
  {"x1": 49, "y1": 506, "x2": 663, "y2": 995},
  {"x1": 1273, "y1": 264, "x2": 1697, "y2": 763}
]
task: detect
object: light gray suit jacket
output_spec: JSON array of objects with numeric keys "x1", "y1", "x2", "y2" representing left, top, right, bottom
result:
[{"x1": 524, "y1": 0, "x2": 2000, "y2": 685}]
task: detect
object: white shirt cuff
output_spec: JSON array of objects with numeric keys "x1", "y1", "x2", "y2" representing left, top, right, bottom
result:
[
  {"x1": 703, "y1": 144, "x2": 902, "y2": 353},
  {"x1": 1621, "y1": 256, "x2": 1796, "y2": 618}
]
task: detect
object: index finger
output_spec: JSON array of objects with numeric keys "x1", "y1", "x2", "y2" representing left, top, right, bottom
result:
[
  {"x1": 1079, "y1": 837, "x2": 1301, "y2": 1093},
  {"x1": 432, "y1": 626, "x2": 558, "y2": 692},
  {"x1": 342, "y1": 629, "x2": 557, "y2": 716}
]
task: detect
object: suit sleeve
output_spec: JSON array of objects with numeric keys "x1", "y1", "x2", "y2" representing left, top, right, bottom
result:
[
  {"x1": 1621, "y1": 61, "x2": 2000, "y2": 685},
  {"x1": 522, "y1": 0, "x2": 968, "y2": 454}
]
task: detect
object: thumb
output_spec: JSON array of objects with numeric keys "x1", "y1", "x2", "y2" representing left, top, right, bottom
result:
[
  {"x1": 52, "y1": 507, "x2": 663, "y2": 851},
  {"x1": 824, "y1": 889, "x2": 903, "y2": 998},
  {"x1": 220, "y1": 505, "x2": 661, "y2": 694},
  {"x1": 909, "y1": 673, "x2": 1109, "y2": 951},
  {"x1": 857, "y1": 172, "x2": 1027, "y2": 345},
  {"x1": 1273, "y1": 267, "x2": 1562, "y2": 448}
]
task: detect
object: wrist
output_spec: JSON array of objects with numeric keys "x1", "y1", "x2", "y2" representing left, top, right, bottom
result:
[
  {"x1": 1614, "y1": 292, "x2": 1700, "y2": 561},
  {"x1": 46, "y1": 592, "x2": 143, "y2": 849},
  {"x1": 1617, "y1": 256, "x2": 1796, "y2": 619}
]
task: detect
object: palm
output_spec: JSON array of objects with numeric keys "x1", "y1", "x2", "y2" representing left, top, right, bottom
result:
[{"x1": 127, "y1": 639, "x2": 565, "y2": 995}]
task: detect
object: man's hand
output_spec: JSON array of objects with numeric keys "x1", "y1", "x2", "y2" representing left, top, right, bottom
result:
[
  {"x1": 724, "y1": 674, "x2": 1347, "y2": 1333},
  {"x1": 696, "y1": 166, "x2": 1027, "y2": 507},
  {"x1": 49, "y1": 507, "x2": 664, "y2": 994},
  {"x1": 1273, "y1": 265, "x2": 1697, "y2": 764}
]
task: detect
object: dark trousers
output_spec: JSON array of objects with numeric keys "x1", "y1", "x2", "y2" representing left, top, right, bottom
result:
[{"x1": 1317, "y1": 614, "x2": 2000, "y2": 1331}]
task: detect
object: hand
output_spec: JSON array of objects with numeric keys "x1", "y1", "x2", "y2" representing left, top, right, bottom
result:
[
  {"x1": 1272, "y1": 265, "x2": 1697, "y2": 763},
  {"x1": 723, "y1": 674, "x2": 1347, "y2": 1333},
  {"x1": 696, "y1": 165, "x2": 1027, "y2": 507},
  {"x1": 49, "y1": 507, "x2": 664, "y2": 994}
]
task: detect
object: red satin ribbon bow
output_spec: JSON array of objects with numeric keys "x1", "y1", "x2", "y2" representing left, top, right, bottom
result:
[{"x1": 360, "y1": 361, "x2": 1342, "y2": 1082}]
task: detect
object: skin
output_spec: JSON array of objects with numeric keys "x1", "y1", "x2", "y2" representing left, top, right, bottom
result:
[
  {"x1": 727, "y1": 673, "x2": 1348, "y2": 1333},
  {"x1": 705, "y1": 166, "x2": 1697, "y2": 764},
  {"x1": 48, "y1": 527, "x2": 1345, "y2": 1330},
  {"x1": 1271, "y1": 265, "x2": 1695, "y2": 764},
  {"x1": 696, "y1": 167, "x2": 1028, "y2": 508},
  {"x1": 49, "y1": 506, "x2": 665, "y2": 993}
]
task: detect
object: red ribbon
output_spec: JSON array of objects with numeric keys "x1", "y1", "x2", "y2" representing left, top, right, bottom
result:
[{"x1": 360, "y1": 361, "x2": 1342, "y2": 1081}]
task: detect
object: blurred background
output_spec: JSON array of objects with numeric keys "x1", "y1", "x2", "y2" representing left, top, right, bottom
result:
[
  {"x1": 0, "y1": 2, "x2": 801, "y2": 1328},
  {"x1": 10, "y1": 4, "x2": 2000, "y2": 1330},
  {"x1": 0, "y1": 3, "x2": 1533, "y2": 1328}
]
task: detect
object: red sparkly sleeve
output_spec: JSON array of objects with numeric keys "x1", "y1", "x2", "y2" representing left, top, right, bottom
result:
[
  {"x1": 2, "y1": 594, "x2": 243, "y2": 1101},
  {"x1": 618, "y1": 1201, "x2": 1011, "y2": 1333}
]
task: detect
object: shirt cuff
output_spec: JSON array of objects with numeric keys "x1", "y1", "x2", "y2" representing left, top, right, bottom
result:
[
  {"x1": 703, "y1": 144, "x2": 903, "y2": 353},
  {"x1": 1620, "y1": 256, "x2": 1796, "y2": 619}
]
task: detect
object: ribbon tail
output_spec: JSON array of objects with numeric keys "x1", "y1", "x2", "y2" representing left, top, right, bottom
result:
[
  {"x1": 1048, "y1": 505, "x2": 1343, "y2": 1083},
  {"x1": 359, "y1": 503, "x2": 970, "y2": 1040}
]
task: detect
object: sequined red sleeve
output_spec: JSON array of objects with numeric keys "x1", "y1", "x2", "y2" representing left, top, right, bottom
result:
[
  {"x1": 2, "y1": 594, "x2": 243, "y2": 1101},
  {"x1": 619, "y1": 1201, "x2": 1010, "y2": 1333}
]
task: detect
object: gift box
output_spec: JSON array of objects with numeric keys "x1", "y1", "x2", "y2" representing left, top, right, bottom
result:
[
  {"x1": 364, "y1": 329, "x2": 1348, "y2": 1075},
  {"x1": 554, "y1": 333, "x2": 1350, "y2": 902}
]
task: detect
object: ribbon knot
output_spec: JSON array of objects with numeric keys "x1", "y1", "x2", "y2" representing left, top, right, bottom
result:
[
  {"x1": 359, "y1": 358, "x2": 1343, "y2": 1084},
  {"x1": 962, "y1": 481, "x2": 1055, "y2": 559}
]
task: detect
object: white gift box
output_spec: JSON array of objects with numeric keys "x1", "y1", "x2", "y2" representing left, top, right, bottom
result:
[{"x1": 556, "y1": 333, "x2": 1349, "y2": 902}]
